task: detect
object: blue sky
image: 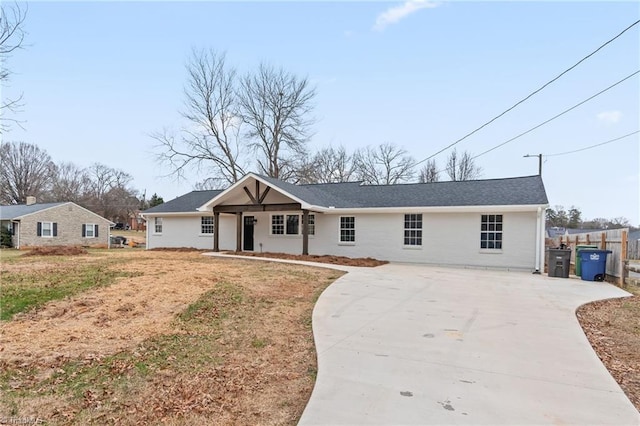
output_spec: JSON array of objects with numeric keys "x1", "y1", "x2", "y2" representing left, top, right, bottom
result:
[{"x1": 3, "y1": 1, "x2": 639, "y2": 224}]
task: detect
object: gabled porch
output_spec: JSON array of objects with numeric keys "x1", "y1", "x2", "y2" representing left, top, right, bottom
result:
[{"x1": 199, "y1": 174, "x2": 317, "y2": 255}]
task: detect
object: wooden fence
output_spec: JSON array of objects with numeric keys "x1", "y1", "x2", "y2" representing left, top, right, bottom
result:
[
  {"x1": 549, "y1": 228, "x2": 637, "y2": 286},
  {"x1": 629, "y1": 239, "x2": 640, "y2": 260}
]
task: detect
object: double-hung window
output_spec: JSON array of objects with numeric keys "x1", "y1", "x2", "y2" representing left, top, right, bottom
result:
[
  {"x1": 201, "y1": 216, "x2": 214, "y2": 234},
  {"x1": 286, "y1": 215, "x2": 299, "y2": 235},
  {"x1": 303, "y1": 214, "x2": 315, "y2": 235},
  {"x1": 154, "y1": 217, "x2": 163, "y2": 234},
  {"x1": 271, "y1": 215, "x2": 284, "y2": 235},
  {"x1": 83, "y1": 223, "x2": 98, "y2": 238},
  {"x1": 37, "y1": 221, "x2": 56, "y2": 238},
  {"x1": 404, "y1": 214, "x2": 422, "y2": 246},
  {"x1": 481, "y1": 214, "x2": 503, "y2": 249},
  {"x1": 271, "y1": 214, "x2": 315, "y2": 235},
  {"x1": 339, "y1": 216, "x2": 355, "y2": 243}
]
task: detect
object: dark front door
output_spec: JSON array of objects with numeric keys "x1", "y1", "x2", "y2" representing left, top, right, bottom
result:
[{"x1": 243, "y1": 216, "x2": 254, "y2": 251}]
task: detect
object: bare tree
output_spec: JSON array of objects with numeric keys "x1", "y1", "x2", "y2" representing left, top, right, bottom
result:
[
  {"x1": 46, "y1": 162, "x2": 91, "y2": 203},
  {"x1": 418, "y1": 159, "x2": 440, "y2": 183},
  {"x1": 238, "y1": 62, "x2": 316, "y2": 179},
  {"x1": 353, "y1": 143, "x2": 416, "y2": 185},
  {"x1": 295, "y1": 145, "x2": 355, "y2": 184},
  {"x1": 0, "y1": 2, "x2": 27, "y2": 133},
  {"x1": 0, "y1": 141, "x2": 54, "y2": 204},
  {"x1": 445, "y1": 149, "x2": 482, "y2": 181},
  {"x1": 194, "y1": 177, "x2": 223, "y2": 190},
  {"x1": 83, "y1": 163, "x2": 139, "y2": 220},
  {"x1": 153, "y1": 48, "x2": 246, "y2": 186}
]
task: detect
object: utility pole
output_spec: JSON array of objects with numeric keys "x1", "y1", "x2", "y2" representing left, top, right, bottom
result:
[{"x1": 524, "y1": 154, "x2": 542, "y2": 176}]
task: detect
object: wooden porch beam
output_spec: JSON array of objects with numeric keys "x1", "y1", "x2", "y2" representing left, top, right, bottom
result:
[
  {"x1": 243, "y1": 186, "x2": 258, "y2": 204},
  {"x1": 213, "y1": 212, "x2": 220, "y2": 252},
  {"x1": 236, "y1": 212, "x2": 242, "y2": 252},
  {"x1": 302, "y1": 209, "x2": 309, "y2": 256},
  {"x1": 214, "y1": 203, "x2": 301, "y2": 213},
  {"x1": 258, "y1": 186, "x2": 271, "y2": 204}
]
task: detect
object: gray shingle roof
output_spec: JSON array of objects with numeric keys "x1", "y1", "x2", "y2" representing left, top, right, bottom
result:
[
  {"x1": 142, "y1": 175, "x2": 548, "y2": 214},
  {"x1": 281, "y1": 175, "x2": 548, "y2": 208},
  {"x1": 142, "y1": 190, "x2": 223, "y2": 214},
  {"x1": 256, "y1": 174, "x2": 363, "y2": 207},
  {"x1": 261, "y1": 176, "x2": 548, "y2": 208},
  {"x1": 0, "y1": 202, "x2": 67, "y2": 220}
]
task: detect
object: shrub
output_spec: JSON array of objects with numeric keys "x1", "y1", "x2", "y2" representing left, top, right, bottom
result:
[{"x1": 0, "y1": 227, "x2": 13, "y2": 248}]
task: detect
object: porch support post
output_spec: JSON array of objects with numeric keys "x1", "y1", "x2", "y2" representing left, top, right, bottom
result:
[
  {"x1": 213, "y1": 212, "x2": 220, "y2": 252},
  {"x1": 236, "y1": 212, "x2": 242, "y2": 252},
  {"x1": 302, "y1": 209, "x2": 309, "y2": 256}
]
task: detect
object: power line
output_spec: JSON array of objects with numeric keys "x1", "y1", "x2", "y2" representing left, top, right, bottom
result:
[
  {"x1": 415, "y1": 18, "x2": 640, "y2": 166},
  {"x1": 544, "y1": 130, "x2": 639, "y2": 157},
  {"x1": 470, "y1": 69, "x2": 639, "y2": 160}
]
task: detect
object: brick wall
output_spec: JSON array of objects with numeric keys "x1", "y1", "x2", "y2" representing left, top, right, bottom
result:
[{"x1": 18, "y1": 203, "x2": 111, "y2": 248}]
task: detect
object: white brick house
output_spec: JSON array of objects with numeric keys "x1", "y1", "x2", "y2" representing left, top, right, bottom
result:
[
  {"x1": 0, "y1": 201, "x2": 113, "y2": 248},
  {"x1": 141, "y1": 173, "x2": 549, "y2": 271}
]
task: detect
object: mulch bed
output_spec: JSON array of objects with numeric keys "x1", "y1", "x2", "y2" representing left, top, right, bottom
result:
[
  {"x1": 225, "y1": 251, "x2": 388, "y2": 267},
  {"x1": 577, "y1": 292, "x2": 640, "y2": 411},
  {"x1": 23, "y1": 246, "x2": 88, "y2": 256}
]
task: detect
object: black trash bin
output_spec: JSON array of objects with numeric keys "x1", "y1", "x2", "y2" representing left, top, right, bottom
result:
[{"x1": 548, "y1": 248, "x2": 571, "y2": 278}]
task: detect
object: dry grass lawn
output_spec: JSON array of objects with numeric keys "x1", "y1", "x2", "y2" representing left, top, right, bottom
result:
[
  {"x1": 0, "y1": 249, "x2": 343, "y2": 425},
  {"x1": 4, "y1": 247, "x2": 638, "y2": 423}
]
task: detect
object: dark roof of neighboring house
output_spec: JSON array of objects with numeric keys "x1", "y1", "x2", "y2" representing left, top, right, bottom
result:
[
  {"x1": 0, "y1": 202, "x2": 67, "y2": 220},
  {"x1": 142, "y1": 190, "x2": 224, "y2": 214},
  {"x1": 546, "y1": 227, "x2": 567, "y2": 238},
  {"x1": 261, "y1": 174, "x2": 548, "y2": 208},
  {"x1": 630, "y1": 230, "x2": 640, "y2": 241}
]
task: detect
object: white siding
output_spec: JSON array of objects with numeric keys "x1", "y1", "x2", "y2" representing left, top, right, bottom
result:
[
  {"x1": 146, "y1": 210, "x2": 539, "y2": 270},
  {"x1": 146, "y1": 215, "x2": 236, "y2": 250},
  {"x1": 311, "y1": 211, "x2": 535, "y2": 269}
]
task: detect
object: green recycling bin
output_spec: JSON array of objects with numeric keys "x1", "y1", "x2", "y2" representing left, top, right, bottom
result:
[{"x1": 575, "y1": 245, "x2": 598, "y2": 276}]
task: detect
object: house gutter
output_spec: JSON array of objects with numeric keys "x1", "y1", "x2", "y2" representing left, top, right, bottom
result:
[{"x1": 312, "y1": 204, "x2": 546, "y2": 214}]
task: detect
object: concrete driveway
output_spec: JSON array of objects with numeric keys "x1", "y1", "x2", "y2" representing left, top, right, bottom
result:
[{"x1": 299, "y1": 263, "x2": 639, "y2": 425}]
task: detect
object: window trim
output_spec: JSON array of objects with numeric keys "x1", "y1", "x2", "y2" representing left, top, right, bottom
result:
[
  {"x1": 403, "y1": 213, "x2": 423, "y2": 247},
  {"x1": 303, "y1": 214, "x2": 315, "y2": 236},
  {"x1": 200, "y1": 216, "x2": 214, "y2": 235},
  {"x1": 154, "y1": 217, "x2": 163, "y2": 234},
  {"x1": 83, "y1": 223, "x2": 97, "y2": 238},
  {"x1": 270, "y1": 213, "x2": 315, "y2": 236},
  {"x1": 339, "y1": 216, "x2": 356, "y2": 244},
  {"x1": 41, "y1": 221, "x2": 54, "y2": 238},
  {"x1": 286, "y1": 214, "x2": 299, "y2": 235},
  {"x1": 480, "y1": 214, "x2": 503, "y2": 251},
  {"x1": 270, "y1": 214, "x2": 285, "y2": 235}
]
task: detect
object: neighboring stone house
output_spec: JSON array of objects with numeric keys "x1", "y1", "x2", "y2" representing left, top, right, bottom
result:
[
  {"x1": 0, "y1": 198, "x2": 113, "y2": 248},
  {"x1": 141, "y1": 173, "x2": 549, "y2": 271}
]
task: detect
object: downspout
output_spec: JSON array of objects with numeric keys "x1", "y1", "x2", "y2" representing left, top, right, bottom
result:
[
  {"x1": 534, "y1": 207, "x2": 542, "y2": 274},
  {"x1": 142, "y1": 214, "x2": 149, "y2": 250},
  {"x1": 12, "y1": 220, "x2": 20, "y2": 249}
]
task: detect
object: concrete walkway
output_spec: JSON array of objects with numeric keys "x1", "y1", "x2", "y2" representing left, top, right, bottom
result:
[{"x1": 298, "y1": 263, "x2": 640, "y2": 425}]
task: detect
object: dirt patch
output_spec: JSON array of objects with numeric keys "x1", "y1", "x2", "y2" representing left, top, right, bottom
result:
[
  {"x1": 577, "y1": 288, "x2": 640, "y2": 411},
  {"x1": 150, "y1": 247, "x2": 210, "y2": 252},
  {"x1": 23, "y1": 246, "x2": 88, "y2": 256},
  {"x1": 226, "y1": 251, "x2": 388, "y2": 267},
  {"x1": 0, "y1": 250, "x2": 343, "y2": 425}
]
